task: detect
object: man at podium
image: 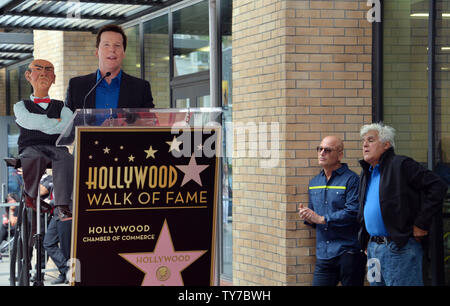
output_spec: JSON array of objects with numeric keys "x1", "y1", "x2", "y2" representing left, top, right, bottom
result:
[{"x1": 65, "y1": 24, "x2": 154, "y2": 112}]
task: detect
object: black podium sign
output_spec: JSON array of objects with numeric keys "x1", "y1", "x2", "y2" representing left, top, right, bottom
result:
[{"x1": 70, "y1": 127, "x2": 219, "y2": 286}]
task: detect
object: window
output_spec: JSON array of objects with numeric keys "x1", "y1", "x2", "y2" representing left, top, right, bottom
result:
[
  {"x1": 220, "y1": 0, "x2": 233, "y2": 281},
  {"x1": 7, "y1": 69, "x2": 19, "y2": 115},
  {"x1": 379, "y1": 0, "x2": 450, "y2": 285},
  {"x1": 123, "y1": 25, "x2": 141, "y2": 78},
  {"x1": 383, "y1": 0, "x2": 429, "y2": 163},
  {"x1": 435, "y1": 0, "x2": 450, "y2": 287},
  {"x1": 6, "y1": 61, "x2": 32, "y2": 115},
  {"x1": 172, "y1": 1, "x2": 210, "y2": 77}
]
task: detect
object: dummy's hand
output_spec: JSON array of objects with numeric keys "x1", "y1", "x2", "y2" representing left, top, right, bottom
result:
[
  {"x1": 298, "y1": 203, "x2": 325, "y2": 224},
  {"x1": 57, "y1": 118, "x2": 61, "y2": 122},
  {"x1": 413, "y1": 225, "x2": 428, "y2": 242}
]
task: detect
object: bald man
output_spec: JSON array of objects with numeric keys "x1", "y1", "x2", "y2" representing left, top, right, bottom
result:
[
  {"x1": 298, "y1": 136, "x2": 366, "y2": 286},
  {"x1": 13, "y1": 59, "x2": 73, "y2": 220}
]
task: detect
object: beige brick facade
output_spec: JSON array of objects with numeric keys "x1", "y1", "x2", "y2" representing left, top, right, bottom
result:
[
  {"x1": 33, "y1": 30, "x2": 98, "y2": 101},
  {"x1": 232, "y1": 0, "x2": 372, "y2": 285}
]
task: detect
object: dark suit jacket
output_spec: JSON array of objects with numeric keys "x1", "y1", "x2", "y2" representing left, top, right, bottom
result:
[{"x1": 65, "y1": 71, "x2": 154, "y2": 112}]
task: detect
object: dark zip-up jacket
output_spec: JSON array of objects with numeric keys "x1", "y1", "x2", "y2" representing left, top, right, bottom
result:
[
  {"x1": 357, "y1": 147, "x2": 448, "y2": 249},
  {"x1": 65, "y1": 71, "x2": 154, "y2": 112}
]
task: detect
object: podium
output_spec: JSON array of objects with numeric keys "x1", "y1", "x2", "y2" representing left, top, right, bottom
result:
[{"x1": 57, "y1": 108, "x2": 222, "y2": 286}]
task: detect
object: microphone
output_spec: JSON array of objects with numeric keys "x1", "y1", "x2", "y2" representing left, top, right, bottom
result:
[
  {"x1": 82, "y1": 71, "x2": 111, "y2": 125},
  {"x1": 82, "y1": 71, "x2": 111, "y2": 111}
]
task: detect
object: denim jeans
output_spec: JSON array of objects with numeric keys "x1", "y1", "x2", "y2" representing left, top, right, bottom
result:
[
  {"x1": 312, "y1": 250, "x2": 367, "y2": 286},
  {"x1": 367, "y1": 237, "x2": 423, "y2": 286},
  {"x1": 43, "y1": 216, "x2": 72, "y2": 274}
]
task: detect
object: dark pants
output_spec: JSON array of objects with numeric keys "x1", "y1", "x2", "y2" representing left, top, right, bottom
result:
[
  {"x1": 43, "y1": 216, "x2": 72, "y2": 274},
  {"x1": 0, "y1": 224, "x2": 14, "y2": 244},
  {"x1": 20, "y1": 145, "x2": 73, "y2": 206},
  {"x1": 313, "y1": 250, "x2": 367, "y2": 286}
]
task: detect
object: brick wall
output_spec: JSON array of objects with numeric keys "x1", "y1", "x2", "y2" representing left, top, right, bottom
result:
[
  {"x1": 232, "y1": 0, "x2": 372, "y2": 285},
  {"x1": 33, "y1": 30, "x2": 65, "y2": 100},
  {"x1": 62, "y1": 31, "x2": 98, "y2": 97},
  {"x1": 33, "y1": 30, "x2": 97, "y2": 101}
]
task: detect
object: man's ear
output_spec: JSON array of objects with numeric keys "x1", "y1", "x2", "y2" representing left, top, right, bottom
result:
[
  {"x1": 24, "y1": 70, "x2": 31, "y2": 82},
  {"x1": 338, "y1": 150, "x2": 344, "y2": 161}
]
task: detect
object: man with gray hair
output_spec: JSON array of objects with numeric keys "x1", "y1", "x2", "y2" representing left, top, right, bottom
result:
[{"x1": 358, "y1": 123, "x2": 447, "y2": 286}]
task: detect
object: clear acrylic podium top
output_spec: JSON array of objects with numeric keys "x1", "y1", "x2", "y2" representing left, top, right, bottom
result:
[{"x1": 56, "y1": 107, "x2": 222, "y2": 146}]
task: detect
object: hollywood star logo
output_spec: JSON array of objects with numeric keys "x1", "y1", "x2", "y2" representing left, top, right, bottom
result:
[
  {"x1": 119, "y1": 220, "x2": 206, "y2": 286},
  {"x1": 85, "y1": 135, "x2": 210, "y2": 189}
]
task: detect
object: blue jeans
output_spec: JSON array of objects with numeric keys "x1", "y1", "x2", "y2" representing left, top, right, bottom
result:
[
  {"x1": 313, "y1": 250, "x2": 367, "y2": 286},
  {"x1": 367, "y1": 238, "x2": 423, "y2": 286},
  {"x1": 43, "y1": 216, "x2": 72, "y2": 274}
]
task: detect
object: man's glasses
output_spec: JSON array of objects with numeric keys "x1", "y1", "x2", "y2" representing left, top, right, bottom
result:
[{"x1": 316, "y1": 146, "x2": 339, "y2": 154}]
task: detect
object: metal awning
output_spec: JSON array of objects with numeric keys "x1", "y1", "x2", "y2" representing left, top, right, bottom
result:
[
  {"x1": 0, "y1": 0, "x2": 182, "y2": 67},
  {"x1": 0, "y1": 32, "x2": 33, "y2": 67}
]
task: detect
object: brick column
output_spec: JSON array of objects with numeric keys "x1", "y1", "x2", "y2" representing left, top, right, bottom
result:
[
  {"x1": 232, "y1": 0, "x2": 372, "y2": 285},
  {"x1": 33, "y1": 30, "x2": 97, "y2": 101}
]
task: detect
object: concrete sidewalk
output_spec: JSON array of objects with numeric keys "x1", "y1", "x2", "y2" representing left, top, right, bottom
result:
[{"x1": 0, "y1": 250, "x2": 68, "y2": 286}]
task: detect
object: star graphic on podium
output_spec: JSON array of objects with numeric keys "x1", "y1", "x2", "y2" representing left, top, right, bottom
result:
[
  {"x1": 175, "y1": 155, "x2": 209, "y2": 187},
  {"x1": 119, "y1": 220, "x2": 206, "y2": 286},
  {"x1": 166, "y1": 136, "x2": 182, "y2": 152},
  {"x1": 144, "y1": 146, "x2": 158, "y2": 159}
]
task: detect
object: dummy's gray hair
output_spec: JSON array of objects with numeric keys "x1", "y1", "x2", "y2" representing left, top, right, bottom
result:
[{"x1": 360, "y1": 123, "x2": 396, "y2": 149}]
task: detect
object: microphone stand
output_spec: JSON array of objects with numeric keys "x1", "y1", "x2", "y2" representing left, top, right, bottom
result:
[
  {"x1": 33, "y1": 194, "x2": 44, "y2": 286},
  {"x1": 82, "y1": 71, "x2": 111, "y2": 125}
]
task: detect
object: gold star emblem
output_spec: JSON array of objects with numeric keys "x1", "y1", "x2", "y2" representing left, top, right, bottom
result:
[
  {"x1": 88, "y1": 155, "x2": 93, "y2": 160},
  {"x1": 103, "y1": 147, "x2": 110, "y2": 154},
  {"x1": 144, "y1": 146, "x2": 158, "y2": 159},
  {"x1": 128, "y1": 155, "x2": 135, "y2": 162},
  {"x1": 166, "y1": 136, "x2": 182, "y2": 152}
]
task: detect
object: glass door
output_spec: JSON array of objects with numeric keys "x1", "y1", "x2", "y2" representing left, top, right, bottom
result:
[
  {"x1": 171, "y1": 0, "x2": 210, "y2": 108},
  {"x1": 435, "y1": 0, "x2": 450, "y2": 286},
  {"x1": 381, "y1": 0, "x2": 450, "y2": 285},
  {"x1": 172, "y1": 71, "x2": 210, "y2": 108},
  {"x1": 0, "y1": 116, "x2": 21, "y2": 200}
]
